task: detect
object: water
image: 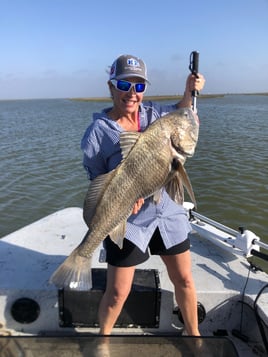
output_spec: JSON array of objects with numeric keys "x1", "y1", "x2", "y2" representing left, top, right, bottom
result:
[{"x1": 1, "y1": 96, "x2": 267, "y2": 245}]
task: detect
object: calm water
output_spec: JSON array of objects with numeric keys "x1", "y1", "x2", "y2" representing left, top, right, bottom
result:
[{"x1": 0, "y1": 96, "x2": 267, "y2": 245}]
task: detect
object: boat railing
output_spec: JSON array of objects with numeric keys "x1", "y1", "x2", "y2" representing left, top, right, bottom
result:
[{"x1": 183, "y1": 202, "x2": 268, "y2": 262}]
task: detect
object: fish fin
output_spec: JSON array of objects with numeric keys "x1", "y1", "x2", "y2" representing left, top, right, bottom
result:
[
  {"x1": 109, "y1": 220, "x2": 127, "y2": 249},
  {"x1": 177, "y1": 163, "x2": 197, "y2": 208},
  {"x1": 165, "y1": 173, "x2": 185, "y2": 205},
  {"x1": 120, "y1": 132, "x2": 141, "y2": 160},
  {"x1": 165, "y1": 162, "x2": 197, "y2": 208},
  {"x1": 49, "y1": 249, "x2": 93, "y2": 291},
  {"x1": 83, "y1": 171, "x2": 115, "y2": 226}
]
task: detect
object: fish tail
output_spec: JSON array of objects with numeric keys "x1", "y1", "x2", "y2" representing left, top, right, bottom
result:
[{"x1": 49, "y1": 249, "x2": 93, "y2": 290}]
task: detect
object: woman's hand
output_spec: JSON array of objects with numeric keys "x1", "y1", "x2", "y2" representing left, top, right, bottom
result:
[
  {"x1": 187, "y1": 73, "x2": 205, "y2": 93},
  {"x1": 178, "y1": 73, "x2": 206, "y2": 108},
  {"x1": 132, "y1": 198, "x2": 144, "y2": 214}
]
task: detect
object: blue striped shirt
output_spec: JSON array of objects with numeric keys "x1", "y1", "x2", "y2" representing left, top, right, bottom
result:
[{"x1": 81, "y1": 101, "x2": 192, "y2": 252}]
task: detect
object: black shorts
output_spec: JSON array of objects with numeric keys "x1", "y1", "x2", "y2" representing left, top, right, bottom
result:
[{"x1": 104, "y1": 227, "x2": 190, "y2": 267}]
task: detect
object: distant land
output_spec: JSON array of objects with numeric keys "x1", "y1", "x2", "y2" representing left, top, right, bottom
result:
[
  {"x1": 0, "y1": 93, "x2": 267, "y2": 102},
  {"x1": 70, "y1": 93, "x2": 268, "y2": 102}
]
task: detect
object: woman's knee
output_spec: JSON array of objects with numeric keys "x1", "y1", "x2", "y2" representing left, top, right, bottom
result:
[
  {"x1": 111, "y1": 284, "x2": 131, "y2": 303},
  {"x1": 163, "y1": 255, "x2": 192, "y2": 284},
  {"x1": 175, "y1": 272, "x2": 194, "y2": 289},
  {"x1": 105, "y1": 266, "x2": 135, "y2": 305}
]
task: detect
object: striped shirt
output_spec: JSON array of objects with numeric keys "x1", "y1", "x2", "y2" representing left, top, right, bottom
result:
[{"x1": 81, "y1": 101, "x2": 192, "y2": 252}]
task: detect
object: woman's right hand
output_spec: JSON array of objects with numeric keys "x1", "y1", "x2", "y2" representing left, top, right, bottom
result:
[{"x1": 132, "y1": 198, "x2": 144, "y2": 214}]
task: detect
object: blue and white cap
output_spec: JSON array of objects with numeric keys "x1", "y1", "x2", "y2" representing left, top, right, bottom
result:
[{"x1": 109, "y1": 54, "x2": 149, "y2": 82}]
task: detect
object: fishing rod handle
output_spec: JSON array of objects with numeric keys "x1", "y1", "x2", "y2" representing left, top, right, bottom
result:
[
  {"x1": 189, "y1": 51, "x2": 199, "y2": 112},
  {"x1": 189, "y1": 51, "x2": 199, "y2": 76},
  {"x1": 189, "y1": 51, "x2": 199, "y2": 98}
]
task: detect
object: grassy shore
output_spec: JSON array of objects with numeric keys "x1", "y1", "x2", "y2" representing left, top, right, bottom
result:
[
  {"x1": 70, "y1": 92, "x2": 268, "y2": 102},
  {"x1": 70, "y1": 94, "x2": 225, "y2": 102}
]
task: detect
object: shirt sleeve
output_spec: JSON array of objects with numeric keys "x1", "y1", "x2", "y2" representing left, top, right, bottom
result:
[
  {"x1": 81, "y1": 118, "x2": 122, "y2": 180},
  {"x1": 81, "y1": 124, "x2": 107, "y2": 180}
]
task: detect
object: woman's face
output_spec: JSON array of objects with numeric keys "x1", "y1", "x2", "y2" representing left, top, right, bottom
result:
[{"x1": 109, "y1": 77, "x2": 146, "y2": 115}]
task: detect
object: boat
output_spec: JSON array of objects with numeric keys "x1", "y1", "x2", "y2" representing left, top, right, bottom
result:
[{"x1": 0, "y1": 204, "x2": 267, "y2": 356}]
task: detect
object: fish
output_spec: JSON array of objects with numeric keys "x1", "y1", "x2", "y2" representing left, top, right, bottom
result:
[{"x1": 50, "y1": 108, "x2": 199, "y2": 290}]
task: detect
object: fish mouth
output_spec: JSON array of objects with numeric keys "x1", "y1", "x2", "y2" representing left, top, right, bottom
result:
[
  {"x1": 171, "y1": 135, "x2": 195, "y2": 158},
  {"x1": 174, "y1": 145, "x2": 193, "y2": 158}
]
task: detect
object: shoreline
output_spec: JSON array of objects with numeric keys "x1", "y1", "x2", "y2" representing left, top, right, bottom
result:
[
  {"x1": 1, "y1": 93, "x2": 267, "y2": 102},
  {"x1": 70, "y1": 94, "x2": 223, "y2": 102},
  {"x1": 70, "y1": 93, "x2": 268, "y2": 102}
]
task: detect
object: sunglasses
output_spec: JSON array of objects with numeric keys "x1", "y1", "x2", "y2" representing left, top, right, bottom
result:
[{"x1": 111, "y1": 79, "x2": 146, "y2": 93}]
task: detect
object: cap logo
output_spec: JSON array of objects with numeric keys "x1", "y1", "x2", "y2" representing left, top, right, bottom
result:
[{"x1": 127, "y1": 58, "x2": 140, "y2": 67}]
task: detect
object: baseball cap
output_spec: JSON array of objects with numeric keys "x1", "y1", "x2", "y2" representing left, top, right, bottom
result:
[{"x1": 109, "y1": 54, "x2": 149, "y2": 82}]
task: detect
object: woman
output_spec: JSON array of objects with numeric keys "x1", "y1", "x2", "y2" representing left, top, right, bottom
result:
[{"x1": 81, "y1": 54, "x2": 205, "y2": 336}]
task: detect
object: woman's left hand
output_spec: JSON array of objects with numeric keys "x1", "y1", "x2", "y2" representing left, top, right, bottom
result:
[{"x1": 187, "y1": 73, "x2": 205, "y2": 92}]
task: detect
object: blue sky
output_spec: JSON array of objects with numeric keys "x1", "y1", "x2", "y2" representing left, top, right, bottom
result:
[{"x1": 1, "y1": 0, "x2": 268, "y2": 99}]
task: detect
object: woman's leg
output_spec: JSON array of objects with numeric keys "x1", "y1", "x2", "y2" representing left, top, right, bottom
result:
[
  {"x1": 98, "y1": 264, "x2": 136, "y2": 335},
  {"x1": 161, "y1": 251, "x2": 200, "y2": 336}
]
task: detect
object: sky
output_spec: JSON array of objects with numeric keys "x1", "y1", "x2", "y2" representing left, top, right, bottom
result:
[{"x1": 0, "y1": 0, "x2": 268, "y2": 99}]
